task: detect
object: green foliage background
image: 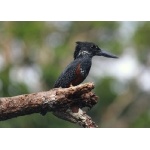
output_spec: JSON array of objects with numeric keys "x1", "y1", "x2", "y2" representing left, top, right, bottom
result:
[{"x1": 0, "y1": 21, "x2": 149, "y2": 127}]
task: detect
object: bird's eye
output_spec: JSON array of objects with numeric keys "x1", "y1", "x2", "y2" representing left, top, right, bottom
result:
[{"x1": 90, "y1": 45, "x2": 96, "y2": 49}]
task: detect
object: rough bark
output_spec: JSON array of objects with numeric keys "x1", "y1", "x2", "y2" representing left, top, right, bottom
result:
[{"x1": 0, "y1": 83, "x2": 98, "y2": 128}]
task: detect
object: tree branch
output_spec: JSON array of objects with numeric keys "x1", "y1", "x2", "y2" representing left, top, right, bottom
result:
[{"x1": 0, "y1": 83, "x2": 98, "y2": 128}]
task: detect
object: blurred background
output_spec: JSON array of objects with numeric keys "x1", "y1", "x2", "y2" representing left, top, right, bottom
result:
[{"x1": 0, "y1": 21, "x2": 149, "y2": 128}]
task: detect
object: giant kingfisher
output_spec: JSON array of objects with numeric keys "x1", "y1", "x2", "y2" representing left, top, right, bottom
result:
[{"x1": 54, "y1": 41, "x2": 118, "y2": 88}]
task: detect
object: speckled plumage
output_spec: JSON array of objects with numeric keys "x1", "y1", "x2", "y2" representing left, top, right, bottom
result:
[
  {"x1": 54, "y1": 56, "x2": 92, "y2": 88},
  {"x1": 54, "y1": 41, "x2": 118, "y2": 88}
]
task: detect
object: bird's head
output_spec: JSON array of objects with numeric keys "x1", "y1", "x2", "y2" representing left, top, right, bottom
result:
[{"x1": 74, "y1": 41, "x2": 118, "y2": 59}]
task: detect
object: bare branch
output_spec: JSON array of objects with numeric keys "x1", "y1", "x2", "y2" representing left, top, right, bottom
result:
[{"x1": 0, "y1": 83, "x2": 98, "y2": 127}]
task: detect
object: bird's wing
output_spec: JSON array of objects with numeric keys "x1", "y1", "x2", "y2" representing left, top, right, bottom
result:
[{"x1": 54, "y1": 59, "x2": 82, "y2": 88}]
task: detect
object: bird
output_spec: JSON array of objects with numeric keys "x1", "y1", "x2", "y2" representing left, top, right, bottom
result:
[{"x1": 54, "y1": 41, "x2": 118, "y2": 88}]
